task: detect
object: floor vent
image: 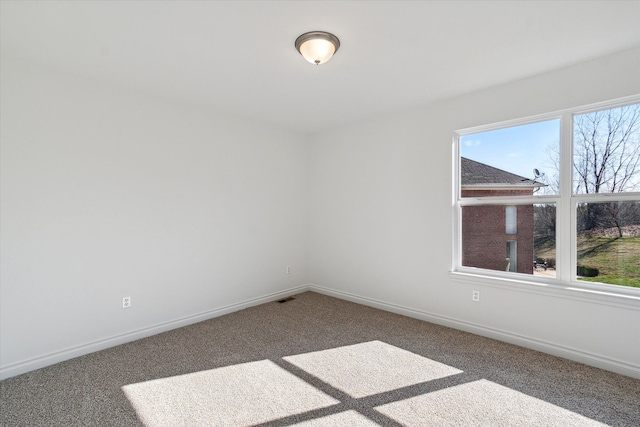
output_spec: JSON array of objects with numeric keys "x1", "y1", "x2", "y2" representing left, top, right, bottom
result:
[{"x1": 278, "y1": 297, "x2": 295, "y2": 303}]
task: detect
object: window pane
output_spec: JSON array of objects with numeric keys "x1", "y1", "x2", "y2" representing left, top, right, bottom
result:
[
  {"x1": 506, "y1": 241, "x2": 517, "y2": 272},
  {"x1": 460, "y1": 120, "x2": 559, "y2": 197},
  {"x1": 576, "y1": 201, "x2": 640, "y2": 288},
  {"x1": 462, "y1": 203, "x2": 556, "y2": 277},
  {"x1": 573, "y1": 104, "x2": 640, "y2": 195}
]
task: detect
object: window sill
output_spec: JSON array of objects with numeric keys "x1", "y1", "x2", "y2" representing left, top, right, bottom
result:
[{"x1": 449, "y1": 270, "x2": 640, "y2": 311}]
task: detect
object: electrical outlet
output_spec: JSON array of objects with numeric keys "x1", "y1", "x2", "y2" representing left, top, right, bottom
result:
[
  {"x1": 472, "y1": 291, "x2": 480, "y2": 302},
  {"x1": 286, "y1": 265, "x2": 292, "y2": 275},
  {"x1": 122, "y1": 296, "x2": 131, "y2": 309}
]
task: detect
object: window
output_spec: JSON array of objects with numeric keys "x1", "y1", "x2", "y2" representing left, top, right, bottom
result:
[
  {"x1": 505, "y1": 206, "x2": 517, "y2": 234},
  {"x1": 454, "y1": 97, "x2": 640, "y2": 294},
  {"x1": 506, "y1": 241, "x2": 517, "y2": 273}
]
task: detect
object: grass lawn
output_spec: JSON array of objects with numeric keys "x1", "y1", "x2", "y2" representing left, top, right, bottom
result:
[{"x1": 535, "y1": 235, "x2": 640, "y2": 288}]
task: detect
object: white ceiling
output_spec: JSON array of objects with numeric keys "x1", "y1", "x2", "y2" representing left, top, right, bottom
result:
[{"x1": 2, "y1": 1, "x2": 639, "y2": 134}]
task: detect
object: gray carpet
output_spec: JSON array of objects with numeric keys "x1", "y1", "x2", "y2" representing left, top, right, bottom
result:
[{"x1": 1, "y1": 291, "x2": 639, "y2": 426}]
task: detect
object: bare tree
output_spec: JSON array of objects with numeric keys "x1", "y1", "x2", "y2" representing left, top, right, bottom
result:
[
  {"x1": 573, "y1": 104, "x2": 640, "y2": 195},
  {"x1": 544, "y1": 142, "x2": 561, "y2": 195},
  {"x1": 572, "y1": 104, "x2": 640, "y2": 237},
  {"x1": 534, "y1": 203, "x2": 556, "y2": 236}
]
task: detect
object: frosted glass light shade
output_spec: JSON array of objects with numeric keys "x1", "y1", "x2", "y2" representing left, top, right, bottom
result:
[
  {"x1": 299, "y1": 39, "x2": 335, "y2": 64},
  {"x1": 295, "y1": 31, "x2": 340, "y2": 65}
]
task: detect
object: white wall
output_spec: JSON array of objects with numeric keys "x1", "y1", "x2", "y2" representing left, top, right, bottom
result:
[
  {"x1": 0, "y1": 56, "x2": 309, "y2": 378},
  {"x1": 308, "y1": 47, "x2": 640, "y2": 378},
  {"x1": 3, "y1": 47, "x2": 639, "y2": 381}
]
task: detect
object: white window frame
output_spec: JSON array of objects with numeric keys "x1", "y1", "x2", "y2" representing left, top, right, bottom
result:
[{"x1": 451, "y1": 95, "x2": 640, "y2": 304}]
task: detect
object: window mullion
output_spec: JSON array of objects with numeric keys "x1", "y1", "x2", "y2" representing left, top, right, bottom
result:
[
  {"x1": 558, "y1": 112, "x2": 574, "y2": 283},
  {"x1": 459, "y1": 196, "x2": 558, "y2": 206}
]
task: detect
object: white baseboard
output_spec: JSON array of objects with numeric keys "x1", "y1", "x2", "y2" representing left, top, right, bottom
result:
[
  {"x1": 0, "y1": 285, "x2": 309, "y2": 381},
  {"x1": 309, "y1": 284, "x2": 640, "y2": 380},
  {"x1": 4, "y1": 284, "x2": 638, "y2": 381}
]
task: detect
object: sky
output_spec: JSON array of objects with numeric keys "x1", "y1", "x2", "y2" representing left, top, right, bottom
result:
[{"x1": 460, "y1": 119, "x2": 560, "y2": 183}]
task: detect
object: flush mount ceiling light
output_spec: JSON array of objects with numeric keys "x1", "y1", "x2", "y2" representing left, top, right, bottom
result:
[{"x1": 295, "y1": 31, "x2": 340, "y2": 65}]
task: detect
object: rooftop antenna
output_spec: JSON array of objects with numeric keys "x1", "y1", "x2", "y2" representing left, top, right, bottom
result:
[
  {"x1": 521, "y1": 168, "x2": 544, "y2": 182},
  {"x1": 531, "y1": 168, "x2": 545, "y2": 193}
]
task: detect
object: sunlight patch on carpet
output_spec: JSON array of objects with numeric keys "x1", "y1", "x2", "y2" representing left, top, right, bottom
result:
[
  {"x1": 284, "y1": 340, "x2": 462, "y2": 398},
  {"x1": 292, "y1": 410, "x2": 381, "y2": 426},
  {"x1": 375, "y1": 379, "x2": 607, "y2": 426},
  {"x1": 122, "y1": 360, "x2": 339, "y2": 427}
]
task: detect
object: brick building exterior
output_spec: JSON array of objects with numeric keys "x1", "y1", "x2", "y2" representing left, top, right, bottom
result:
[{"x1": 461, "y1": 158, "x2": 544, "y2": 274}]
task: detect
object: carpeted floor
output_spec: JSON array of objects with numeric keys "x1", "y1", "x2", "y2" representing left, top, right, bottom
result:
[{"x1": 1, "y1": 291, "x2": 639, "y2": 426}]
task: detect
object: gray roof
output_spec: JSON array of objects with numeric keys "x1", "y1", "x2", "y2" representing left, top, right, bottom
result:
[{"x1": 461, "y1": 157, "x2": 544, "y2": 188}]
